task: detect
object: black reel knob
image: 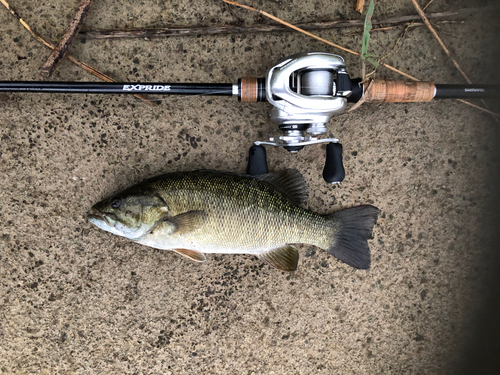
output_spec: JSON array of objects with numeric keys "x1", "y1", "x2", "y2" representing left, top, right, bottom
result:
[
  {"x1": 323, "y1": 142, "x2": 345, "y2": 184},
  {"x1": 247, "y1": 145, "x2": 268, "y2": 175}
]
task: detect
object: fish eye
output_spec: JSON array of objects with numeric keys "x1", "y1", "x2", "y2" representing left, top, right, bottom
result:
[{"x1": 110, "y1": 198, "x2": 122, "y2": 209}]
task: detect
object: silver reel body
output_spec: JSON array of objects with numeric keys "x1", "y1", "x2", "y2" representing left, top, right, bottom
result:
[{"x1": 262, "y1": 52, "x2": 352, "y2": 151}]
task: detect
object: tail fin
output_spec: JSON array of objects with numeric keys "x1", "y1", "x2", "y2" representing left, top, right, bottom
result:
[{"x1": 327, "y1": 205, "x2": 379, "y2": 269}]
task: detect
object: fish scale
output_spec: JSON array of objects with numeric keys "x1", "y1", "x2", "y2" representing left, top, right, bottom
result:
[{"x1": 142, "y1": 173, "x2": 329, "y2": 253}]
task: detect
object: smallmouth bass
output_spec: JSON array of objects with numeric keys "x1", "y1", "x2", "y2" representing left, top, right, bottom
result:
[{"x1": 88, "y1": 170, "x2": 378, "y2": 271}]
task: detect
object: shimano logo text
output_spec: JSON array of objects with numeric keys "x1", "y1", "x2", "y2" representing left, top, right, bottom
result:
[{"x1": 123, "y1": 84, "x2": 172, "y2": 92}]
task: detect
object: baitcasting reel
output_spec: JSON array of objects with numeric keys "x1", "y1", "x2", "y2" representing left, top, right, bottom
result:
[{"x1": 244, "y1": 52, "x2": 361, "y2": 184}]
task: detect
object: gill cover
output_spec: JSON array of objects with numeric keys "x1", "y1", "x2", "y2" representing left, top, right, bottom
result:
[{"x1": 88, "y1": 192, "x2": 168, "y2": 240}]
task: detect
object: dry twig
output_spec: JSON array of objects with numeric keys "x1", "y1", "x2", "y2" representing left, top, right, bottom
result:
[
  {"x1": 80, "y1": 9, "x2": 479, "y2": 40},
  {"x1": 355, "y1": 0, "x2": 365, "y2": 14},
  {"x1": 380, "y1": 0, "x2": 434, "y2": 63},
  {"x1": 410, "y1": 0, "x2": 471, "y2": 83},
  {"x1": 39, "y1": 0, "x2": 95, "y2": 77},
  {"x1": 411, "y1": 0, "x2": 496, "y2": 119},
  {"x1": 342, "y1": 21, "x2": 462, "y2": 35},
  {"x1": 222, "y1": 0, "x2": 358, "y2": 56},
  {"x1": 221, "y1": 0, "x2": 419, "y2": 81},
  {"x1": 0, "y1": 0, "x2": 155, "y2": 106},
  {"x1": 456, "y1": 99, "x2": 499, "y2": 117}
]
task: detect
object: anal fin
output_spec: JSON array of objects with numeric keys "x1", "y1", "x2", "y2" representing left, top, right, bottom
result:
[
  {"x1": 258, "y1": 245, "x2": 299, "y2": 272},
  {"x1": 173, "y1": 249, "x2": 207, "y2": 262}
]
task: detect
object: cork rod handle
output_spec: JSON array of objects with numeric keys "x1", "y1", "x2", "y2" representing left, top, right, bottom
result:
[{"x1": 363, "y1": 79, "x2": 436, "y2": 103}]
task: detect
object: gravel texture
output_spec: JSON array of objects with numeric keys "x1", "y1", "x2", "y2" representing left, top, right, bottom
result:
[{"x1": 0, "y1": 0, "x2": 499, "y2": 373}]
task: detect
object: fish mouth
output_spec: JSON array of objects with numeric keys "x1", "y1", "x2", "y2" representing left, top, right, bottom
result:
[
  {"x1": 87, "y1": 210, "x2": 116, "y2": 227},
  {"x1": 87, "y1": 212, "x2": 106, "y2": 223}
]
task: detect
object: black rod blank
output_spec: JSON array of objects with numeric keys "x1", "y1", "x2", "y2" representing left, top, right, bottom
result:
[
  {"x1": 0, "y1": 81, "x2": 234, "y2": 96},
  {"x1": 434, "y1": 84, "x2": 500, "y2": 99},
  {"x1": 1, "y1": 81, "x2": 499, "y2": 100}
]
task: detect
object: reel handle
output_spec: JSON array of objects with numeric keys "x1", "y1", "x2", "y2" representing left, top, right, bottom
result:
[
  {"x1": 323, "y1": 142, "x2": 345, "y2": 184},
  {"x1": 247, "y1": 143, "x2": 345, "y2": 185}
]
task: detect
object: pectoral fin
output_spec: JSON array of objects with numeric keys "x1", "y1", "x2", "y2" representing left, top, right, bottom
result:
[
  {"x1": 168, "y1": 210, "x2": 207, "y2": 235},
  {"x1": 173, "y1": 249, "x2": 207, "y2": 262},
  {"x1": 258, "y1": 245, "x2": 299, "y2": 272}
]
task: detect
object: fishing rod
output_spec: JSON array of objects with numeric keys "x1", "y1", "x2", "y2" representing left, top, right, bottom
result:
[{"x1": 1, "y1": 52, "x2": 499, "y2": 184}]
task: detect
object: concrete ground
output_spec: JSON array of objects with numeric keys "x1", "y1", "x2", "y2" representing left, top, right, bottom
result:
[{"x1": 1, "y1": 0, "x2": 499, "y2": 373}]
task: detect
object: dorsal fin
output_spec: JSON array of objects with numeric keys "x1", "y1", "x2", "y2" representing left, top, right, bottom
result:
[
  {"x1": 255, "y1": 169, "x2": 308, "y2": 206},
  {"x1": 258, "y1": 245, "x2": 299, "y2": 271},
  {"x1": 192, "y1": 169, "x2": 308, "y2": 205}
]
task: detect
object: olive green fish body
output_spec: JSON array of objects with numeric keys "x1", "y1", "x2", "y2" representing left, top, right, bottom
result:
[
  {"x1": 137, "y1": 172, "x2": 331, "y2": 254},
  {"x1": 88, "y1": 170, "x2": 378, "y2": 271}
]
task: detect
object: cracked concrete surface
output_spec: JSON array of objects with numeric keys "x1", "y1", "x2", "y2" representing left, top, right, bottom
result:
[{"x1": 0, "y1": 0, "x2": 499, "y2": 373}]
